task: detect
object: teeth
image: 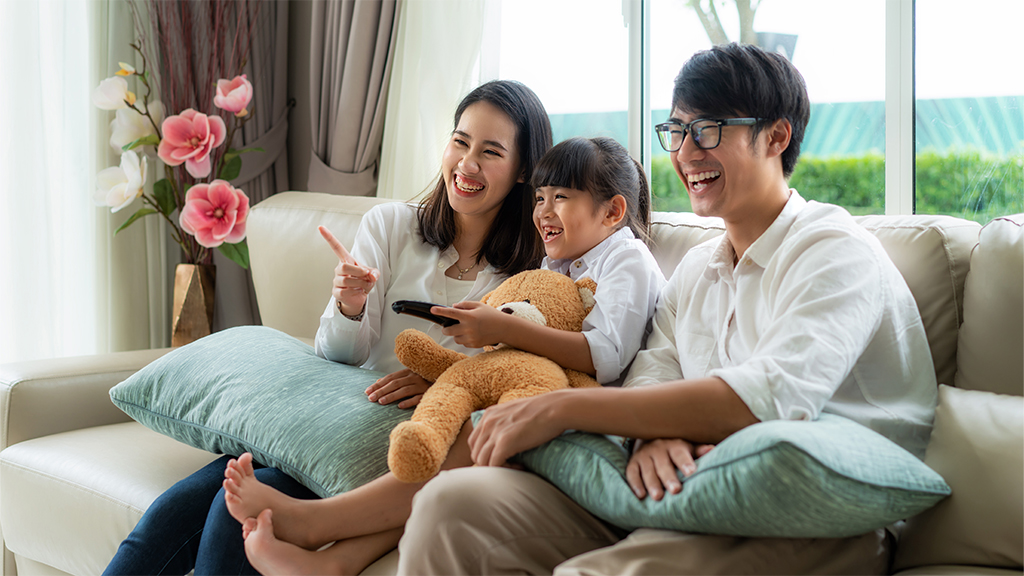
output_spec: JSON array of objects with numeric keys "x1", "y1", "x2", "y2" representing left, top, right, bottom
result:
[
  {"x1": 542, "y1": 226, "x2": 562, "y2": 240},
  {"x1": 687, "y1": 170, "x2": 721, "y2": 183},
  {"x1": 455, "y1": 174, "x2": 484, "y2": 192}
]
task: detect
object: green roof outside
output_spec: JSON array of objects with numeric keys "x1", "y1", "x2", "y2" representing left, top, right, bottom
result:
[{"x1": 548, "y1": 96, "x2": 1023, "y2": 157}]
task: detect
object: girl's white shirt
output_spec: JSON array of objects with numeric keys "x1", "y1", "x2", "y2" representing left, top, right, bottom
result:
[
  {"x1": 314, "y1": 202, "x2": 505, "y2": 374},
  {"x1": 542, "y1": 227, "x2": 667, "y2": 384}
]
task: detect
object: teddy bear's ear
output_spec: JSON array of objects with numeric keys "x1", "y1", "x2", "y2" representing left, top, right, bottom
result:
[{"x1": 576, "y1": 277, "x2": 597, "y2": 313}]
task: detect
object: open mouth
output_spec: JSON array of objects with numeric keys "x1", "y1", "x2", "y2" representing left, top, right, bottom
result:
[
  {"x1": 687, "y1": 170, "x2": 721, "y2": 193},
  {"x1": 455, "y1": 174, "x2": 484, "y2": 193},
  {"x1": 541, "y1": 225, "x2": 563, "y2": 242}
]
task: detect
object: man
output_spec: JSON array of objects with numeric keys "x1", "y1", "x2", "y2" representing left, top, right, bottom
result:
[{"x1": 397, "y1": 43, "x2": 937, "y2": 575}]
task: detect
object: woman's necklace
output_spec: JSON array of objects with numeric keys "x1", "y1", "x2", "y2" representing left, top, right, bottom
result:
[{"x1": 456, "y1": 261, "x2": 477, "y2": 280}]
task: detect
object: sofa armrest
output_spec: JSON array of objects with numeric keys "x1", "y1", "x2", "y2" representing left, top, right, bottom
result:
[{"x1": 0, "y1": 348, "x2": 171, "y2": 450}]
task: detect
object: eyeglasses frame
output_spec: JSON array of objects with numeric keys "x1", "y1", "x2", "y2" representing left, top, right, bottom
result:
[{"x1": 654, "y1": 117, "x2": 765, "y2": 152}]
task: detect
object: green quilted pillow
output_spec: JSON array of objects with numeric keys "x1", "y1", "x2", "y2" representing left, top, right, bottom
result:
[
  {"x1": 480, "y1": 413, "x2": 951, "y2": 538},
  {"x1": 110, "y1": 326, "x2": 411, "y2": 497}
]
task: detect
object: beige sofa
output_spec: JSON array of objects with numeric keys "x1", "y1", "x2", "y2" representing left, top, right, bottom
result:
[{"x1": 1, "y1": 191, "x2": 1021, "y2": 576}]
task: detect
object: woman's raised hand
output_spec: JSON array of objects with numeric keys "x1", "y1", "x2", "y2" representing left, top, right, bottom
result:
[{"x1": 318, "y1": 226, "x2": 379, "y2": 317}]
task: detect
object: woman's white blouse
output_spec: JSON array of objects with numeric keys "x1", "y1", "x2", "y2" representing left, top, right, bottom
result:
[
  {"x1": 314, "y1": 202, "x2": 506, "y2": 375},
  {"x1": 543, "y1": 227, "x2": 666, "y2": 385}
]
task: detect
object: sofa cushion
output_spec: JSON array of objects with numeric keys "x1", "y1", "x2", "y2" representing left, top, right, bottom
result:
[
  {"x1": 0, "y1": 422, "x2": 217, "y2": 576},
  {"x1": 954, "y1": 214, "x2": 1024, "y2": 396},
  {"x1": 892, "y1": 385, "x2": 1024, "y2": 572},
  {"x1": 474, "y1": 413, "x2": 950, "y2": 538},
  {"x1": 109, "y1": 325, "x2": 411, "y2": 498},
  {"x1": 853, "y1": 215, "x2": 981, "y2": 388}
]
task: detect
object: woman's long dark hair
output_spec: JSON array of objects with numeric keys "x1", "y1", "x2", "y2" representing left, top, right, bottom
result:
[{"x1": 418, "y1": 80, "x2": 552, "y2": 276}]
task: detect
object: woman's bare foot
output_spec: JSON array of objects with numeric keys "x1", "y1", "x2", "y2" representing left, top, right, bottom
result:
[
  {"x1": 244, "y1": 509, "x2": 350, "y2": 576},
  {"x1": 223, "y1": 453, "x2": 323, "y2": 549}
]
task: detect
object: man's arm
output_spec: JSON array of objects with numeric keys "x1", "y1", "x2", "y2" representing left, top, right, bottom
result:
[{"x1": 468, "y1": 377, "x2": 758, "y2": 468}]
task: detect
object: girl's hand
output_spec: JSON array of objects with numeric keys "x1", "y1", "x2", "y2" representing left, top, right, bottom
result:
[
  {"x1": 319, "y1": 226, "x2": 379, "y2": 317},
  {"x1": 365, "y1": 369, "x2": 431, "y2": 409},
  {"x1": 434, "y1": 301, "x2": 513, "y2": 348},
  {"x1": 468, "y1": 393, "x2": 567, "y2": 467},
  {"x1": 625, "y1": 439, "x2": 714, "y2": 501}
]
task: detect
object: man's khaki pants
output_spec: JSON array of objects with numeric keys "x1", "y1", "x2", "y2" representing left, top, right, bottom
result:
[{"x1": 398, "y1": 467, "x2": 892, "y2": 575}]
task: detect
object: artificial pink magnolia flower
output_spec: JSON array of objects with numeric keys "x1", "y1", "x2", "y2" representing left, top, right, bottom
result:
[
  {"x1": 213, "y1": 74, "x2": 253, "y2": 116},
  {"x1": 157, "y1": 109, "x2": 227, "y2": 178},
  {"x1": 179, "y1": 180, "x2": 250, "y2": 248}
]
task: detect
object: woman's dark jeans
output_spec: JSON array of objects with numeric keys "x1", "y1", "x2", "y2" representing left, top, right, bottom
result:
[{"x1": 102, "y1": 455, "x2": 317, "y2": 576}]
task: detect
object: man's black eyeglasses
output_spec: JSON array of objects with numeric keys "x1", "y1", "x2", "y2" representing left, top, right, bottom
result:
[{"x1": 655, "y1": 118, "x2": 763, "y2": 152}]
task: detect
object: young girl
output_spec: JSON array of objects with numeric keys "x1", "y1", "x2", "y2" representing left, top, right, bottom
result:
[
  {"x1": 221, "y1": 136, "x2": 667, "y2": 575},
  {"x1": 102, "y1": 79, "x2": 551, "y2": 576}
]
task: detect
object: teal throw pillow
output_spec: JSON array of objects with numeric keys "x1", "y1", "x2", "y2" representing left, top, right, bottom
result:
[
  {"x1": 486, "y1": 413, "x2": 951, "y2": 538},
  {"x1": 110, "y1": 326, "x2": 411, "y2": 497}
]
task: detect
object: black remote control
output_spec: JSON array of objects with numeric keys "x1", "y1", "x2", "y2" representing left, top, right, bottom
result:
[{"x1": 392, "y1": 300, "x2": 459, "y2": 327}]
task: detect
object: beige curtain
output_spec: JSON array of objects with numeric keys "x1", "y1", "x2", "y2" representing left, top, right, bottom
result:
[
  {"x1": 306, "y1": 0, "x2": 401, "y2": 197},
  {"x1": 377, "y1": 0, "x2": 486, "y2": 201},
  {"x1": 212, "y1": 0, "x2": 291, "y2": 330}
]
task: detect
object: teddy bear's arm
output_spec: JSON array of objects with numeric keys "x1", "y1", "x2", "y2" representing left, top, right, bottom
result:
[{"x1": 394, "y1": 328, "x2": 469, "y2": 383}]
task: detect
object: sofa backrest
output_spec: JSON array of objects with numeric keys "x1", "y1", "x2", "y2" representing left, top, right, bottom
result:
[
  {"x1": 248, "y1": 192, "x2": 982, "y2": 387},
  {"x1": 248, "y1": 192, "x2": 395, "y2": 342},
  {"x1": 953, "y1": 214, "x2": 1023, "y2": 397}
]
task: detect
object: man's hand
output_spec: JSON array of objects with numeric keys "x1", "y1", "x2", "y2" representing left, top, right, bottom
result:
[
  {"x1": 468, "y1": 392, "x2": 567, "y2": 467},
  {"x1": 434, "y1": 301, "x2": 515, "y2": 348},
  {"x1": 318, "y1": 226, "x2": 379, "y2": 317},
  {"x1": 625, "y1": 438, "x2": 714, "y2": 501},
  {"x1": 365, "y1": 368, "x2": 431, "y2": 409}
]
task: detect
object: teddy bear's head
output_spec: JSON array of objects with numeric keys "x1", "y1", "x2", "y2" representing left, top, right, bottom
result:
[{"x1": 481, "y1": 269, "x2": 597, "y2": 334}]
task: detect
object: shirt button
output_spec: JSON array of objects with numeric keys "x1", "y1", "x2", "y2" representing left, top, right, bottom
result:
[
  {"x1": 437, "y1": 262, "x2": 445, "y2": 269},
  {"x1": 744, "y1": 258, "x2": 753, "y2": 266},
  {"x1": 574, "y1": 261, "x2": 581, "y2": 268},
  {"x1": 436, "y1": 290, "x2": 443, "y2": 296}
]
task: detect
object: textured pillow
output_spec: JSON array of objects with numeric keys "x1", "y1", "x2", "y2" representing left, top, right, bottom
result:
[
  {"x1": 893, "y1": 385, "x2": 1024, "y2": 571},
  {"x1": 486, "y1": 413, "x2": 951, "y2": 538},
  {"x1": 110, "y1": 326, "x2": 411, "y2": 497}
]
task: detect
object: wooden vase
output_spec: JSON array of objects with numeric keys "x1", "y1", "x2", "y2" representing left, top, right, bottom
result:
[{"x1": 172, "y1": 263, "x2": 216, "y2": 347}]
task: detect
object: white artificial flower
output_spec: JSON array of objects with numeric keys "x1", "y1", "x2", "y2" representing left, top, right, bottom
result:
[
  {"x1": 110, "y1": 101, "x2": 165, "y2": 153},
  {"x1": 92, "y1": 76, "x2": 136, "y2": 110},
  {"x1": 94, "y1": 151, "x2": 148, "y2": 212}
]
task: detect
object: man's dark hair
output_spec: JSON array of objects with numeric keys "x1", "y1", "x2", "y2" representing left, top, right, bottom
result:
[
  {"x1": 673, "y1": 43, "x2": 810, "y2": 178},
  {"x1": 419, "y1": 80, "x2": 551, "y2": 275}
]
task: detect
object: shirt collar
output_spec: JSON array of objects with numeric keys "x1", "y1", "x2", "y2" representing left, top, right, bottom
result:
[
  {"x1": 744, "y1": 189, "x2": 805, "y2": 268},
  {"x1": 543, "y1": 227, "x2": 634, "y2": 278},
  {"x1": 702, "y1": 189, "x2": 806, "y2": 281}
]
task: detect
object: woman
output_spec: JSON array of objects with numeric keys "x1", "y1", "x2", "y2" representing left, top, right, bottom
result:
[{"x1": 102, "y1": 79, "x2": 552, "y2": 576}]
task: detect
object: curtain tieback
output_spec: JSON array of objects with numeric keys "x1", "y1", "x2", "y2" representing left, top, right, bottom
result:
[{"x1": 232, "y1": 105, "x2": 290, "y2": 187}]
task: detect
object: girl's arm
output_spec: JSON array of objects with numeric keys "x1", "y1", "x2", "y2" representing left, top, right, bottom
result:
[{"x1": 436, "y1": 301, "x2": 596, "y2": 375}]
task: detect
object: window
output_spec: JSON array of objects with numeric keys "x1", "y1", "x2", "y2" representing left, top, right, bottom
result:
[
  {"x1": 914, "y1": 0, "x2": 1023, "y2": 223},
  {"x1": 490, "y1": 0, "x2": 1022, "y2": 220}
]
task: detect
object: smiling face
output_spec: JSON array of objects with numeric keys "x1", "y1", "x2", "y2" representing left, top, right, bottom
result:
[
  {"x1": 441, "y1": 101, "x2": 523, "y2": 224},
  {"x1": 533, "y1": 186, "x2": 619, "y2": 262},
  {"x1": 669, "y1": 107, "x2": 776, "y2": 223}
]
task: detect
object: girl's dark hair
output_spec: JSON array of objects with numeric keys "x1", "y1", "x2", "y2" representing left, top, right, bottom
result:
[
  {"x1": 673, "y1": 43, "x2": 810, "y2": 178},
  {"x1": 531, "y1": 136, "x2": 652, "y2": 245},
  {"x1": 418, "y1": 80, "x2": 552, "y2": 276}
]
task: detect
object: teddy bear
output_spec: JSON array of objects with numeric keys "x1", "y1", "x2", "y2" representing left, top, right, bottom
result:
[{"x1": 388, "y1": 268, "x2": 600, "y2": 483}]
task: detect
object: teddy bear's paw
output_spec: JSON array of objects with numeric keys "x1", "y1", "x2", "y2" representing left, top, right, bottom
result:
[{"x1": 388, "y1": 421, "x2": 447, "y2": 483}]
